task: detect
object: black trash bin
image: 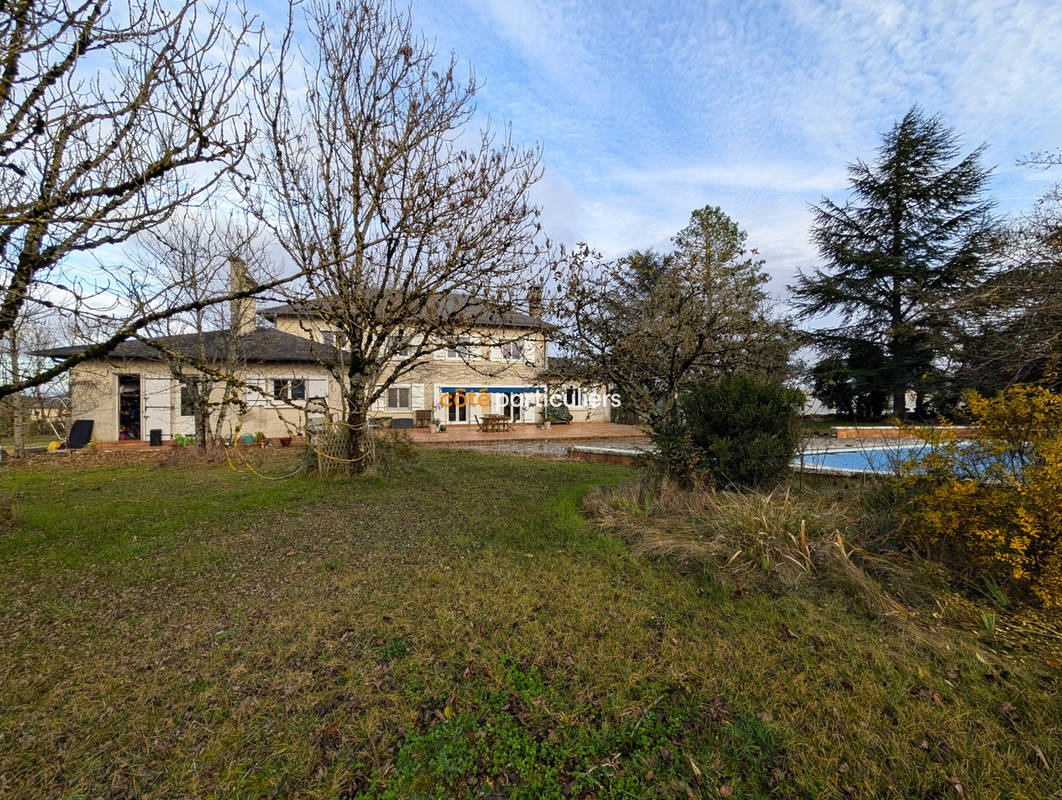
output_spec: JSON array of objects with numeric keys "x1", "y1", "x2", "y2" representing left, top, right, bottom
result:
[{"x1": 149, "y1": 429, "x2": 163, "y2": 447}]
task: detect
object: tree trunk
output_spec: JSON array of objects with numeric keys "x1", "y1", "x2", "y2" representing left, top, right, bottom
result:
[
  {"x1": 914, "y1": 390, "x2": 926, "y2": 420},
  {"x1": 213, "y1": 384, "x2": 236, "y2": 444},
  {"x1": 195, "y1": 397, "x2": 211, "y2": 450},
  {"x1": 890, "y1": 273, "x2": 905, "y2": 421},
  {"x1": 344, "y1": 405, "x2": 367, "y2": 474},
  {"x1": 8, "y1": 329, "x2": 24, "y2": 458},
  {"x1": 343, "y1": 354, "x2": 371, "y2": 474},
  {"x1": 892, "y1": 388, "x2": 906, "y2": 420}
]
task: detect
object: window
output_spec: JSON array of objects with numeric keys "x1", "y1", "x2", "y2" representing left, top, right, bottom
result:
[
  {"x1": 387, "y1": 386, "x2": 411, "y2": 409},
  {"x1": 322, "y1": 330, "x2": 346, "y2": 347},
  {"x1": 272, "y1": 378, "x2": 307, "y2": 401},
  {"x1": 180, "y1": 380, "x2": 197, "y2": 417},
  {"x1": 390, "y1": 331, "x2": 411, "y2": 358},
  {"x1": 565, "y1": 387, "x2": 583, "y2": 407},
  {"x1": 436, "y1": 340, "x2": 475, "y2": 360},
  {"x1": 501, "y1": 340, "x2": 525, "y2": 361}
]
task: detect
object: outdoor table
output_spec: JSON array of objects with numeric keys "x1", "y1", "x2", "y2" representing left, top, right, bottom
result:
[{"x1": 478, "y1": 414, "x2": 513, "y2": 432}]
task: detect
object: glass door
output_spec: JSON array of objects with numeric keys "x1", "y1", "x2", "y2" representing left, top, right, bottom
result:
[
  {"x1": 501, "y1": 391, "x2": 524, "y2": 423},
  {"x1": 447, "y1": 388, "x2": 469, "y2": 424}
]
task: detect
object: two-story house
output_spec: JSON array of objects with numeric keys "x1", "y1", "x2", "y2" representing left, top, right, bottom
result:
[{"x1": 36, "y1": 290, "x2": 610, "y2": 443}]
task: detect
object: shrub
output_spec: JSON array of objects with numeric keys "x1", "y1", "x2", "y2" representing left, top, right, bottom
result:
[
  {"x1": 897, "y1": 385, "x2": 1062, "y2": 606},
  {"x1": 654, "y1": 374, "x2": 803, "y2": 488}
]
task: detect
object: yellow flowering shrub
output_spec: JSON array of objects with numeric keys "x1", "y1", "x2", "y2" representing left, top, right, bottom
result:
[{"x1": 897, "y1": 386, "x2": 1062, "y2": 606}]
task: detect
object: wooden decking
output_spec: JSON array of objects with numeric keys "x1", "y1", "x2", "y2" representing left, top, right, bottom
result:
[{"x1": 408, "y1": 422, "x2": 647, "y2": 446}]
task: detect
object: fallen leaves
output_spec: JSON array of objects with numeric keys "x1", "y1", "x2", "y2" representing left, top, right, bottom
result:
[
  {"x1": 912, "y1": 687, "x2": 943, "y2": 706},
  {"x1": 1031, "y1": 743, "x2": 1050, "y2": 770}
]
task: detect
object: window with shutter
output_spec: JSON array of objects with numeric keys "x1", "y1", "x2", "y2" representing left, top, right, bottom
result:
[
  {"x1": 321, "y1": 330, "x2": 346, "y2": 347},
  {"x1": 307, "y1": 376, "x2": 328, "y2": 401},
  {"x1": 387, "y1": 386, "x2": 411, "y2": 409},
  {"x1": 245, "y1": 376, "x2": 267, "y2": 405},
  {"x1": 501, "y1": 340, "x2": 524, "y2": 361}
]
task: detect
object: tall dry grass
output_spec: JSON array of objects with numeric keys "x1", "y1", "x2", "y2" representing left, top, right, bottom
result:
[{"x1": 583, "y1": 478, "x2": 912, "y2": 619}]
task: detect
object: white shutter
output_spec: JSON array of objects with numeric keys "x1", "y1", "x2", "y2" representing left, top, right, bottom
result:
[
  {"x1": 523, "y1": 340, "x2": 536, "y2": 363},
  {"x1": 307, "y1": 376, "x2": 328, "y2": 402},
  {"x1": 411, "y1": 384, "x2": 425, "y2": 410},
  {"x1": 489, "y1": 344, "x2": 502, "y2": 361},
  {"x1": 142, "y1": 375, "x2": 171, "y2": 440},
  {"x1": 245, "y1": 375, "x2": 267, "y2": 406},
  {"x1": 371, "y1": 386, "x2": 387, "y2": 412}
]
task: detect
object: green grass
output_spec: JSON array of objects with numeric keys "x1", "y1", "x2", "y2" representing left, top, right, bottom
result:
[
  {"x1": 800, "y1": 418, "x2": 915, "y2": 435},
  {"x1": 0, "y1": 449, "x2": 1059, "y2": 799},
  {"x1": 0, "y1": 433, "x2": 58, "y2": 452}
]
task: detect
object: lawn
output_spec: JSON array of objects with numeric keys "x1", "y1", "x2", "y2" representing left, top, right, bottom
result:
[{"x1": 0, "y1": 448, "x2": 1059, "y2": 799}]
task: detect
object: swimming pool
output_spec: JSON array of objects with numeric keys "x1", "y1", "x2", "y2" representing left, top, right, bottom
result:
[{"x1": 793, "y1": 443, "x2": 932, "y2": 475}]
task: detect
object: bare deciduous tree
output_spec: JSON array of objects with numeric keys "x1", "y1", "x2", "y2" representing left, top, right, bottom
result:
[
  {"x1": 554, "y1": 206, "x2": 792, "y2": 434},
  {"x1": 0, "y1": 0, "x2": 267, "y2": 398},
  {"x1": 0, "y1": 299, "x2": 62, "y2": 455},
  {"x1": 125, "y1": 212, "x2": 274, "y2": 448},
  {"x1": 944, "y1": 189, "x2": 1062, "y2": 400},
  {"x1": 251, "y1": 0, "x2": 549, "y2": 471}
]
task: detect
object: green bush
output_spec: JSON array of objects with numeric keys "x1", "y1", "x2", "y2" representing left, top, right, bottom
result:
[{"x1": 655, "y1": 374, "x2": 803, "y2": 488}]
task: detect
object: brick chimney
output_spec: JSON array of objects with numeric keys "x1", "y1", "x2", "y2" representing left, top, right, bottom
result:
[
  {"x1": 229, "y1": 256, "x2": 257, "y2": 338},
  {"x1": 526, "y1": 284, "x2": 543, "y2": 319}
]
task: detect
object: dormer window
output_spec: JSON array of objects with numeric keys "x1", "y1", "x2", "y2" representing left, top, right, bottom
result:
[
  {"x1": 321, "y1": 330, "x2": 346, "y2": 348},
  {"x1": 390, "y1": 330, "x2": 411, "y2": 357}
]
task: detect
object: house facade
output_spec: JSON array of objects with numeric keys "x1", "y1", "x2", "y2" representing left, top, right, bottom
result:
[
  {"x1": 38, "y1": 294, "x2": 611, "y2": 443},
  {"x1": 43, "y1": 327, "x2": 344, "y2": 442}
]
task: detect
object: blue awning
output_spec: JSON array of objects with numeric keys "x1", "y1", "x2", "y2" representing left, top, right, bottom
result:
[{"x1": 440, "y1": 386, "x2": 546, "y2": 394}]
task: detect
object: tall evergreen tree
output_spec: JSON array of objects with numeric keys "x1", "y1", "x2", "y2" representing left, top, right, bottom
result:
[{"x1": 792, "y1": 108, "x2": 996, "y2": 418}]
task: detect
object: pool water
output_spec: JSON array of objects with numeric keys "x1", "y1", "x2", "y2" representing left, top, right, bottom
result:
[{"x1": 795, "y1": 444, "x2": 932, "y2": 474}]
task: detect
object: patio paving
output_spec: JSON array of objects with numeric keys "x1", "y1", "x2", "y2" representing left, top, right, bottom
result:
[{"x1": 407, "y1": 421, "x2": 648, "y2": 446}]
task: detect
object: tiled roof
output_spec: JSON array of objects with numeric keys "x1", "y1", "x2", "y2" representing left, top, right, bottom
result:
[
  {"x1": 259, "y1": 292, "x2": 544, "y2": 330},
  {"x1": 33, "y1": 327, "x2": 344, "y2": 364}
]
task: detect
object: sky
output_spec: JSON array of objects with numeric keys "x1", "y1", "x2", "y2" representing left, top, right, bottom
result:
[{"x1": 390, "y1": 0, "x2": 1062, "y2": 304}]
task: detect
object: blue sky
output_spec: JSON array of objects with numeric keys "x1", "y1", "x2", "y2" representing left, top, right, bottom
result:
[{"x1": 395, "y1": 0, "x2": 1062, "y2": 302}]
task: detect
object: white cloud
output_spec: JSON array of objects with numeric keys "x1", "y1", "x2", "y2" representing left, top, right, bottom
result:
[{"x1": 315, "y1": 0, "x2": 1062, "y2": 295}]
